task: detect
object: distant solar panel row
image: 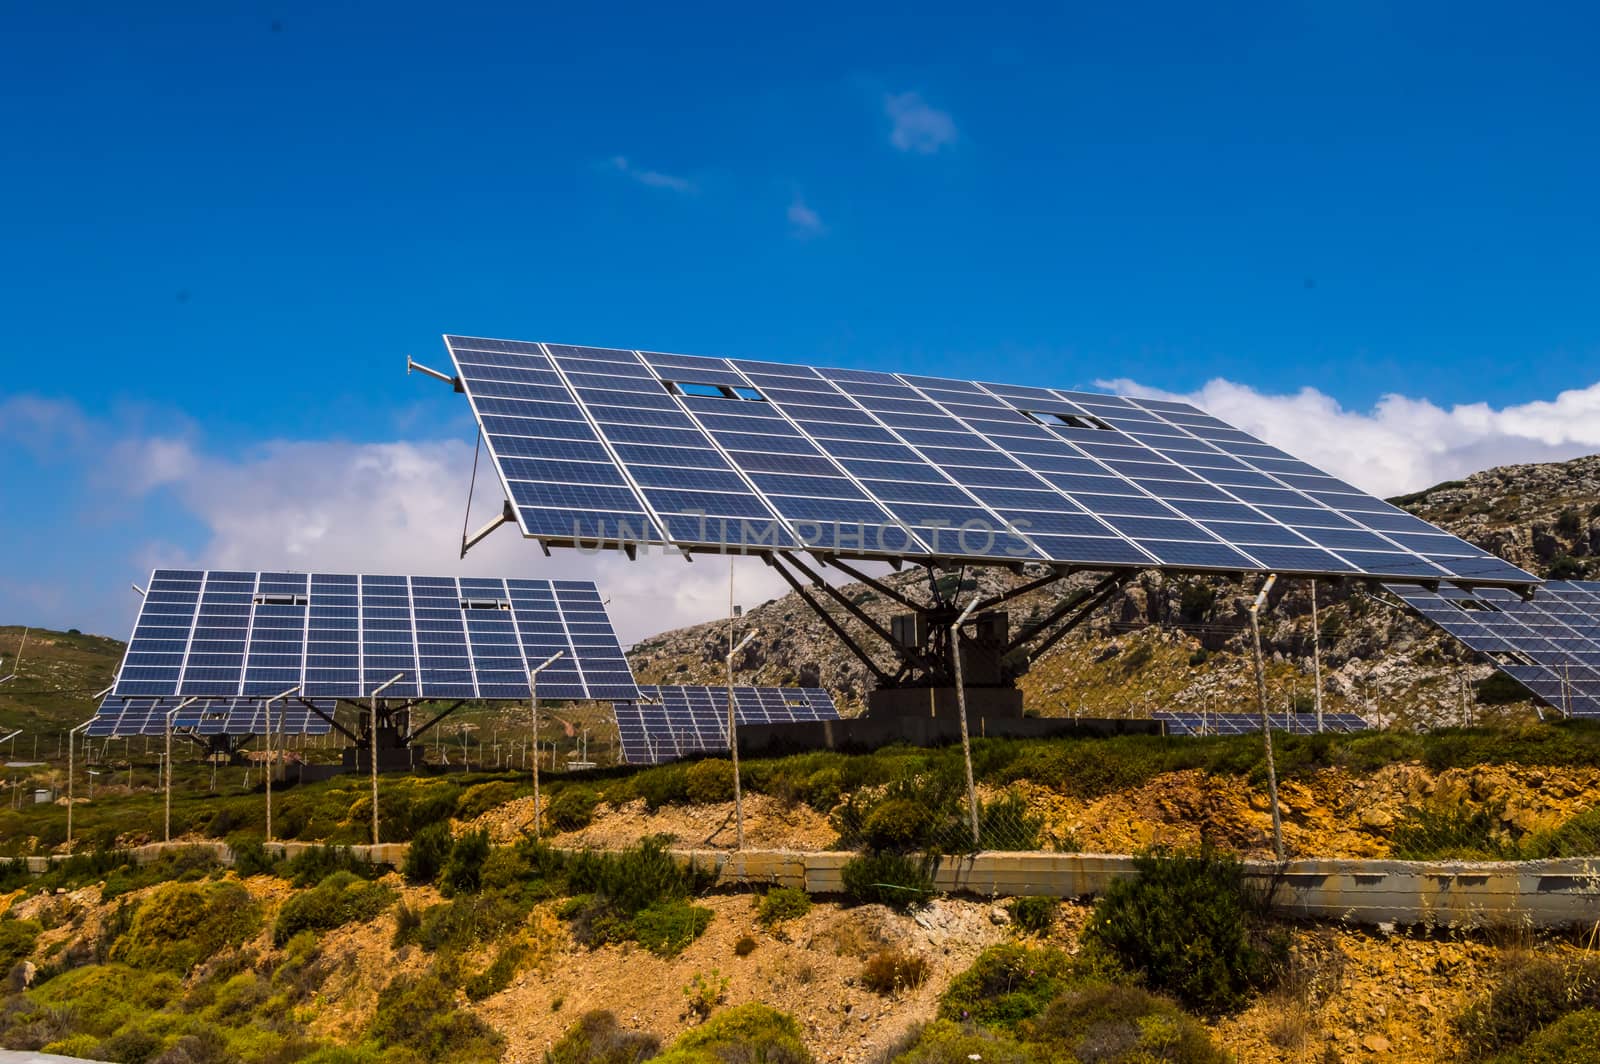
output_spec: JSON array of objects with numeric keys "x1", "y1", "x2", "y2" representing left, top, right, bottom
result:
[
  {"x1": 87, "y1": 697, "x2": 336, "y2": 738},
  {"x1": 1387, "y1": 581, "x2": 1600, "y2": 718},
  {"x1": 444, "y1": 336, "x2": 1533, "y2": 586},
  {"x1": 613, "y1": 685, "x2": 840, "y2": 765},
  {"x1": 113, "y1": 570, "x2": 637, "y2": 701},
  {"x1": 1154, "y1": 711, "x2": 1372, "y2": 737}
]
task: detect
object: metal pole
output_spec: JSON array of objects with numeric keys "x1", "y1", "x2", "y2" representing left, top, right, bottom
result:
[
  {"x1": 727, "y1": 629, "x2": 759, "y2": 850},
  {"x1": 262, "y1": 685, "x2": 300, "y2": 843},
  {"x1": 1310, "y1": 580, "x2": 1324, "y2": 733},
  {"x1": 1249, "y1": 575, "x2": 1284, "y2": 860},
  {"x1": 165, "y1": 697, "x2": 196, "y2": 843},
  {"x1": 65, "y1": 721, "x2": 89, "y2": 855},
  {"x1": 950, "y1": 600, "x2": 982, "y2": 850},
  {"x1": 368, "y1": 673, "x2": 405, "y2": 847},
  {"x1": 527, "y1": 652, "x2": 563, "y2": 837}
]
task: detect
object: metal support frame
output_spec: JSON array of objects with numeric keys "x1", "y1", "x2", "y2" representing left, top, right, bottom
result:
[
  {"x1": 1005, "y1": 571, "x2": 1135, "y2": 659},
  {"x1": 727, "y1": 629, "x2": 758, "y2": 850},
  {"x1": 763, "y1": 553, "x2": 893, "y2": 686},
  {"x1": 811, "y1": 555, "x2": 925, "y2": 612},
  {"x1": 783, "y1": 553, "x2": 936, "y2": 675},
  {"x1": 402, "y1": 700, "x2": 469, "y2": 743},
  {"x1": 462, "y1": 500, "x2": 517, "y2": 557},
  {"x1": 968, "y1": 567, "x2": 1077, "y2": 615}
]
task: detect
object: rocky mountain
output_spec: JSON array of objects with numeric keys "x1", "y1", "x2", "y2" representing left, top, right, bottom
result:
[{"x1": 628, "y1": 453, "x2": 1600, "y2": 728}]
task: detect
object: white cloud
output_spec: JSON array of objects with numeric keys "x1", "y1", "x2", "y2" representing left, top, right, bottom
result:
[
  {"x1": 1099, "y1": 376, "x2": 1600, "y2": 498},
  {"x1": 116, "y1": 433, "x2": 792, "y2": 646},
  {"x1": 787, "y1": 198, "x2": 824, "y2": 238},
  {"x1": 885, "y1": 91, "x2": 957, "y2": 154},
  {"x1": 608, "y1": 155, "x2": 694, "y2": 193}
]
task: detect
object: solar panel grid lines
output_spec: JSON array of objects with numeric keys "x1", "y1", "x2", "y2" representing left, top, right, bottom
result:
[
  {"x1": 443, "y1": 335, "x2": 1535, "y2": 585},
  {"x1": 113, "y1": 570, "x2": 637, "y2": 701},
  {"x1": 87, "y1": 696, "x2": 339, "y2": 738},
  {"x1": 614, "y1": 685, "x2": 841, "y2": 764},
  {"x1": 1152, "y1": 711, "x2": 1373, "y2": 737},
  {"x1": 1385, "y1": 581, "x2": 1600, "y2": 719}
]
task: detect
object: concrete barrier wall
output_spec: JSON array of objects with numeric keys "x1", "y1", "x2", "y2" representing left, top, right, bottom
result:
[{"x1": 7, "y1": 843, "x2": 1598, "y2": 930}]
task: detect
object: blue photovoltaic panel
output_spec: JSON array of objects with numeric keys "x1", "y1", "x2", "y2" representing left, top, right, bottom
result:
[
  {"x1": 614, "y1": 685, "x2": 840, "y2": 765},
  {"x1": 113, "y1": 570, "x2": 638, "y2": 701},
  {"x1": 444, "y1": 336, "x2": 1535, "y2": 586},
  {"x1": 87, "y1": 697, "x2": 337, "y2": 738},
  {"x1": 1153, "y1": 711, "x2": 1372, "y2": 737},
  {"x1": 1386, "y1": 581, "x2": 1600, "y2": 719}
]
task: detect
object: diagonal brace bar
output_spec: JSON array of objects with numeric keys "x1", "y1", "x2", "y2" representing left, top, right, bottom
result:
[
  {"x1": 764, "y1": 554, "x2": 893, "y2": 686},
  {"x1": 810, "y1": 556, "x2": 925, "y2": 612},
  {"x1": 297, "y1": 698, "x2": 360, "y2": 744},
  {"x1": 1017, "y1": 572, "x2": 1134, "y2": 660},
  {"x1": 968, "y1": 567, "x2": 1076, "y2": 615},
  {"x1": 404, "y1": 700, "x2": 468, "y2": 743},
  {"x1": 782, "y1": 553, "x2": 936, "y2": 674}
]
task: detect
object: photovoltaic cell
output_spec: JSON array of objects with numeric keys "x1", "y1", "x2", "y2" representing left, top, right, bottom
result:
[
  {"x1": 113, "y1": 570, "x2": 638, "y2": 701},
  {"x1": 86, "y1": 697, "x2": 337, "y2": 738},
  {"x1": 1153, "y1": 711, "x2": 1372, "y2": 737},
  {"x1": 1386, "y1": 581, "x2": 1600, "y2": 719},
  {"x1": 444, "y1": 336, "x2": 1535, "y2": 586},
  {"x1": 613, "y1": 685, "x2": 840, "y2": 765}
]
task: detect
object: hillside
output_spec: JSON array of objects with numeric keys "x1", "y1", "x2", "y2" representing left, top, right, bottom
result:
[
  {"x1": 0, "y1": 626, "x2": 122, "y2": 743},
  {"x1": 629, "y1": 453, "x2": 1600, "y2": 727}
]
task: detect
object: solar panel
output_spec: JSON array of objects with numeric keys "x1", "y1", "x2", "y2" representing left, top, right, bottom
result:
[
  {"x1": 1153, "y1": 711, "x2": 1372, "y2": 737},
  {"x1": 442, "y1": 336, "x2": 1534, "y2": 586},
  {"x1": 87, "y1": 697, "x2": 337, "y2": 738},
  {"x1": 112, "y1": 570, "x2": 638, "y2": 701},
  {"x1": 1387, "y1": 581, "x2": 1600, "y2": 719},
  {"x1": 614, "y1": 685, "x2": 840, "y2": 765}
]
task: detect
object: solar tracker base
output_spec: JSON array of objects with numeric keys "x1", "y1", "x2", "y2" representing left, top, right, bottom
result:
[{"x1": 866, "y1": 686, "x2": 1024, "y2": 719}]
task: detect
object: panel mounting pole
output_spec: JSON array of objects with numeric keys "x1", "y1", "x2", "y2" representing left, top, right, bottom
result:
[
  {"x1": 65, "y1": 720, "x2": 90, "y2": 856},
  {"x1": 462, "y1": 501, "x2": 517, "y2": 557},
  {"x1": 263, "y1": 684, "x2": 302, "y2": 844},
  {"x1": 1249, "y1": 574, "x2": 1284, "y2": 860},
  {"x1": 165, "y1": 696, "x2": 198, "y2": 843},
  {"x1": 528, "y1": 652, "x2": 564, "y2": 837},
  {"x1": 406, "y1": 355, "x2": 462, "y2": 391},
  {"x1": 727, "y1": 628, "x2": 758, "y2": 851},
  {"x1": 950, "y1": 599, "x2": 982, "y2": 850},
  {"x1": 367, "y1": 673, "x2": 406, "y2": 847}
]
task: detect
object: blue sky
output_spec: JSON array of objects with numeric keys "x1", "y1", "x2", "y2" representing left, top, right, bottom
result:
[{"x1": 3, "y1": 2, "x2": 1600, "y2": 642}]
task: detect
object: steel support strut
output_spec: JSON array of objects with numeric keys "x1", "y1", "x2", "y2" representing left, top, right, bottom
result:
[
  {"x1": 782, "y1": 553, "x2": 937, "y2": 674},
  {"x1": 1006, "y1": 571, "x2": 1135, "y2": 660},
  {"x1": 763, "y1": 554, "x2": 893, "y2": 686}
]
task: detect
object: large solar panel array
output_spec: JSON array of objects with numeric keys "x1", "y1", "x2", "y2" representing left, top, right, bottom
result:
[
  {"x1": 87, "y1": 697, "x2": 337, "y2": 738},
  {"x1": 1154, "y1": 711, "x2": 1373, "y2": 736},
  {"x1": 1387, "y1": 581, "x2": 1600, "y2": 718},
  {"x1": 444, "y1": 336, "x2": 1533, "y2": 586},
  {"x1": 113, "y1": 570, "x2": 637, "y2": 701},
  {"x1": 613, "y1": 685, "x2": 840, "y2": 765}
]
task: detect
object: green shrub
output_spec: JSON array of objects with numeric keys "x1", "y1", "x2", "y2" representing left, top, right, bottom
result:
[
  {"x1": 551, "y1": 786, "x2": 602, "y2": 831},
  {"x1": 273, "y1": 871, "x2": 394, "y2": 946},
  {"x1": 758, "y1": 887, "x2": 812, "y2": 927},
  {"x1": 629, "y1": 764, "x2": 691, "y2": 809},
  {"x1": 1453, "y1": 957, "x2": 1600, "y2": 1059},
  {"x1": 939, "y1": 944, "x2": 1075, "y2": 1028},
  {"x1": 684, "y1": 759, "x2": 736, "y2": 805},
  {"x1": 1391, "y1": 801, "x2": 1519, "y2": 860},
  {"x1": 566, "y1": 837, "x2": 699, "y2": 916},
  {"x1": 480, "y1": 837, "x2": 568, "y2": 904},
  {"x1": 280, "y1": 845, "x2": 380, "y2": 888},
  {"x1": 1005, "y1": 896, "x2": 1056, "y2": 936},
  {"x1": 658, "y1": 1003, "x2": 809, "y2": 1064},
  {"x1": 1022, "y1": 981, "x2": 1227, "y2": 1063},
  {"x1": 861, "y1": 948, "x2": 929, "y2": 994},
  {"x1": 978, "y1": 791, "x2": 1044, "y2": 852},
  {"x1": 734, "y1": 935, "x2": 757, "y2": 957},
  {"x1": 890, "y1": 1020, "x2": 1037, "y2": 1064},
  {"x1": 840, "y1": 852, "x2": 934, "y2": 910},
  {"x1": 803, "y1": 768, "x2": 845, "y2": 812},
  {"x1": 1548, "y1": 555, "x2": 1587, "y2": 580},
  {"x1": 405, "y1": 822, "x2": 454, "y2": 884},
  {"x1": 631, "y1": 901, "x2": 714, "y2": 957},
  {"x1": 547, "y1": 1009, "x2": 661, "y2": 1064},
  {"x1": 1521, "y1": 807, "x2": 1600, "y2": 859},
  {"x1": 440, "y1": 827, "x2": 492, "y2": 896},
  {"x1": 110, "y1": 880, "x2": 262, "y2": 973},
  {"x1": 1493, "y1": 1009, "x2": 1600, "y2": 1063},
  {"x1": 455, "y1": 780, "x2": 518, "y2": 822},
  {"x1": 862, "y1": 798, "x2": 936, "y2": 851},
  {"x1": 416, "y1": 892, "x2": 526, "y2": 953},
  {"x1": 463, "y1": 940, "x2": 529, "y2": 1001},
  {"x1": 1081, "y1": 847, "x2": 1279, "y2": 1016},
  {"x1": 231, "y1": 838, "x2": 279, "y2": 877},
  {"x1": 0, "y1": 917, "x2": 42, "y2": 972},
  {"x1": 371, "y1": 968, "x2": 503, "y2": 1062}
]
